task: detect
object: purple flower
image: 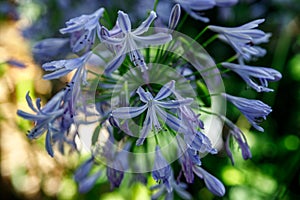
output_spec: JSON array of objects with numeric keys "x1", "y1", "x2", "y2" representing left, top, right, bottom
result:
[
  {"x1": 151, "y1": 175, "x2": 192, "y2": 200},
  {"x1": 112, "y1": 80, "x2": 193, "y2": 145},
  {"x1": 60, "y1": 8, "x2": 105, "y2": 52},
  {"x1": 152, "y1": 146, "x2": 173, "y2": 193},
  {"x1": 193, "y1": 166, "x2": 225, "y2": 197},
  {"x1": 42, "y1": 51, "x2": 92, "y2": 80},
  {"x1": 74, "y1": 157, "x2": 102, "y2": 193},
  {"x1": 222, "y1": 62, "x2": 282, "y2": 92},
  {"x1": 209, "y1": 19, "x2": 270, "y2": 62},
  {"x1": 17, "y1": 91, "x2": 65, "y2": 139},
  {"x1": 174, "y1": 0, "x2": 215, "y2": 22},
  {"x1": 222, "y1": 116, "x2": 252, "y2": 165},
  {"x1": 101, "y1": 10, "x2": 172, "y2": 74},
  {"x1": 222, "y1": 93, "x2": 272, "y2": 131}
]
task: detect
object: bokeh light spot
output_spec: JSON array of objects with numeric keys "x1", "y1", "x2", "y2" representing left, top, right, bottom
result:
[
  {"x1": 222, "y1": 166, "x2": 245, "y2": 185},
  {"x1": 283, "y1": 135, "x2": 299, "y2": 150}
]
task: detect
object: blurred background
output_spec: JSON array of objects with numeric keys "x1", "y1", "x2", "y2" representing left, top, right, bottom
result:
[{"x1": 0, "y1": 0, "x2": 299, "y2": 199}]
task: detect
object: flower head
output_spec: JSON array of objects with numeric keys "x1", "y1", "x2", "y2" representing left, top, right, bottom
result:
[
  {"x1": 42, "y1": 51, "x2": 92, "y2": 80},
  {"x1": 101, "y1": 10, "x2": 172, "y2": 74},
  {"x1": 17, "y1": 91, "x2": 65, "y2": 139},
  {"x1": 223, "y1": 93, "x2": 272, "y2": 131},
  {"x1": 193, "y1": 166, "x2": 225, "y2": 197},
  {"x1": 209, "y1": 19, "x2": 270, "y2": 62},
  {"x1": 112, "y1": 80, "x2": 193, "y2": 145},
  {"x1": 60, "y1": 8, "x2": 104, "y2": 52},
  {"x1": 222, "y1": 62, "x2": 282, "y2": 92}
]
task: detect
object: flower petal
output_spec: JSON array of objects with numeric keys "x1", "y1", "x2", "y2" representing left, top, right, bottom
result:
[
  {"x1": 157, "y1": 98, "x2": 193, "y2": 109},
  {"x1": 117, "y1": 11, "x2": 131, "y2": 33},
  {"x1": 45, "y1": 130, "x2": 54, "y2": 157},
  {"x1": 132, "y1": 11, "x2": 157, "y2": 35},
  {"x1": 155, "y1": 80, "x2": 175, "y2": 101},
  {"x1": 136, "y1": 109, "x2": 153, "y2": 146},
  {"x1": 133, "y1": 33, "x2": 172, "y2": 46},
  {"x1": 112, "y1": 104, "x2": 147, "y2": 119},
  {"x1": 104, "y1": 54, "x2": 126, "y2": 75}
]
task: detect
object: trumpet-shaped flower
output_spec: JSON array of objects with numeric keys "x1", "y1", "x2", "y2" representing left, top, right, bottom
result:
[
  {"x1": 222, "y1": 116, "x2": 252, "y2": 165},
  {"x1": 60, "y1": 8, "x2": 105, "y2": 52},
  {"x1": 112, "y1": 80, "x2": 193, "y2": 145},
  {"x1": 174, "y1": 0, "x2": 215, "y2": 22},
  {"x1": 101, "y1": 10, "x2": 172, "y2": 74},
  {"x1": 209, "y1": 19, "x2": 270, "y2": 62},
  {"x1": 222, "y1": 93, "x2": 272, "y2": 131},
  {"x1": 222, "y1": 62, "x2": 282, "y2": 92},
  {"x1": 42, "y1": 51, "x2": 92, "y2": 80},
  {"x1": 17, "y1": 91, "x2": 65, "y2": 139},
  {"x1": 152, "y1": 146, "x2": 173, "y2": 193},
  {"x1": 192, "y1": 166, "x2": 225, "y2": 197}
]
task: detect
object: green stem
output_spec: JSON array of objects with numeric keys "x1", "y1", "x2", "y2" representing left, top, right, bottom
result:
[
  {"x1": 177, "y1": 13, "x2": 188, "y2": 31},
  {"x1": 202, "y1": 34, "x2": 218, "y2": 47},
  {"x1": 153, "y1": 0, "x2": 159, "y2": 12},
  {"x1": 195, "y1": 26, "x2": 209, "y2": 42}
]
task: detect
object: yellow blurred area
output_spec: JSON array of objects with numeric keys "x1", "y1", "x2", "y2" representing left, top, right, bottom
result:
[{"x1": 0, "y1": 20, "x2": 77, "y2": 200}]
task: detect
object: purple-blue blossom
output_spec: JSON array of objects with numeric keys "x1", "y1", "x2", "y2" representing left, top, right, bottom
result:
[
  {"x1": 222, "y1": 116, "x2": 252, "y2": 164},
  {"x1": 60, "y1": 7, "x2": 105, "y2": 52},
  {"x1": 222, "y1": 62, "x2": 282, "y2": 92},
  {"x1": 112, "y1": 80, "x2": 193, "y2": 145},
  {"x1": 17, "y1": 91, "x2": 65, "y2": 139},
  {"x1": 152, "y1": 146, "x2": 173, "y2": 193},
  {"x1": 209, "y1": 19, "x2": 270, "y2": 62},
  {"x1": 222, "y1": 93, "x2": 272, "y2": 131},
  {"x1": 101, "y1": 10, "x2": 172, "y2": 74},
  {"x1": 42, "y1": 51, "x2": 92, "y2": 80},
  {"x1": 73, "y1": 156, "x2": 102, "y2": 193},
  {"x1": 193, "y1": 166, "x2": 225, "y2": 197}
]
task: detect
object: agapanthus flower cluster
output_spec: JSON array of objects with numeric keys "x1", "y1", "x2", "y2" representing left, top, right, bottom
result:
[{"x1": 17, "y1": 1, "x2": 282, "y2": 199}]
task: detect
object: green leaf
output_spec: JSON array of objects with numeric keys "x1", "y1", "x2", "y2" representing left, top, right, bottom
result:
[{"x1": 92, "y1": 124, "x2": 102, "y2": 146}]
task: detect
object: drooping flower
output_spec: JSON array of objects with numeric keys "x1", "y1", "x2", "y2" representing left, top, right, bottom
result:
[
  {"x1": 208, "y1": 19, "x2": 270, "y2": 63},
  {"x1": 60, "y1": 7, "x2": 105, "y2": 52},
  {"x1": 42, "y1": 51, "x2": 92, "y2": 80},
  {"x1": 17, "y1": 91, "x2": 65, "y2": 139},
  {"x1": 151, "y1": 172, "x2": 192, "y2": 200},
  {"x1": 222, "y1": 93, "x2": 272, "y2": 131},
  {"x1": 221, "y1": 62, "x2": 282, "y2": 92},
  {"x1": 152, "y1": 146, "x2": 173, "y2": 193},
  {"x1": 221, "y1": 116, "x2": 252, "y2": 165},
  {"x1": 192, "y1": 166, "x2": 226, "y2": 197},
  {"x1": 73, "y1": 156, "x2": 102, "y2": 193},
  {"x1": 112, "y1": 80, "x2": 193, "y2": 145},
  {"x1": 174, "y1": 0, "x2": 216, "y2": 22},
  {"x1": 101, "y1": 10, "x2": 172, "y2": 74}
]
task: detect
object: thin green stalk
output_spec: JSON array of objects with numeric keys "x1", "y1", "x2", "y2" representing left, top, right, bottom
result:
[
  {"x1": 153, "y1": 0, "x2": 159, "y2": 12},
  {"x1": 177, "y1": 13, "x2": 188, "y2": 31},
  {"x1": 202, "y1": 34, "x2": 218, "y2": 47}
]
